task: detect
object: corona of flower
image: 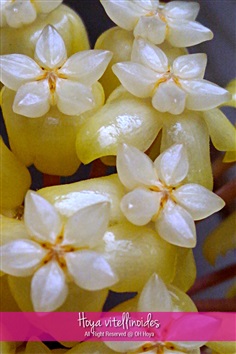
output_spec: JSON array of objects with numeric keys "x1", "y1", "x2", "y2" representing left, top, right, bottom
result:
[
  {"x1": 0, "y1": 25, "x2": 112, "y2": 117},
  {"x1": 100, "y1": 0, "x2": 213, "y2": 47},
  {"x1": 113, "y1": 38, "x2": 230, "y2": 115},
  {"x1": 0, "y1": 191, "x2": 118, "y2": 311},
  {"x1": 117, "y1": 143, "x2": 225, "y2": 247},
  {"x1": 0, "y1": 0, "x2": 62, "y2": 28}
]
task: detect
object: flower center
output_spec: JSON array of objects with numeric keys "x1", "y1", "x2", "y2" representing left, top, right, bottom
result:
[{"x1": 40, "y1": 237, "x2": 76, "y2": 269}]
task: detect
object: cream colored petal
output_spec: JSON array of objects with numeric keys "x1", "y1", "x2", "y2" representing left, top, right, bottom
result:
[
  {"x1": 31, "y1": 260, "x2": 68, "y2": 312},
  {"x1": 34, "y1": 25, "x2": 67, "y2": 69},
  {"x1": 58, "y1": 50, "x2": 112, "y2": 86},
  {"x1": 155, "y1": 199, "x2": 196, "y2": 247},
  {"x1": 34, "y1": 0, "x2": 62, "y2": 13},
  {"x1": 138, "y1": 273, "x2": 173, "y2": 312},
  {"x1": 56, "y1": 79, "x2": 95, "y2": 116},
  {"x1": 112, "y1": 62, "x2": 158, "y2": 97},
  {"x1": 117, "y1": 143, "x2": 157, "y2": 189},
  {"x1": 68, "y1": 342, "x2": 115, "y2": 354},
  {"x1": 133, "y1": 0, "x2": 159, "y2": 12},
  {"x1": 167, "y1": 19, "x2": 213, "y2": 47},
  {"x1": 63, "y1": 202, "x2": 110, "y2": 248},
  {"x1": 24, "y1": 191, "x2": 62, "y2": 244},
  {"x1": 25, "y1": 341, "x2": 52, "y2": 354},
  {"x1": 105, "y1": 341, "x2": 143, "y2": 353},
  {"x1": 154, "y1": 144, "x2": 189, "y2": 186},
  {"x1": 173, "y1": 53, "x2": 207, "y2": 79},
  {"x1": 100, "y1": 0, "x2": 145, "y2": 31},
  {"x1": 181, "y1": 79, "x2": 231, "y2": 110},
  {"x1": 0, "y1": 54, "x2": 43, "y2": 90},
  {"x1": 65, "y1": 250, "x2": 118, "y2": 290},
  {"x1": 0, "y1": 239, "x2": 46, "y2": 277},
  {"x1": 131, "y1": 37, "x2": 168, "y2": 72},
  {"x1": 5, "y1": 0, "x2": 36, "y2": 28},
  {"x1": 13, "y1": 80, "x2": 50, "y2": 118},
  {"x1": 173, "y1": 184, "x2": 225, "y2": 220},
  {"x1": 152, "y1": 80, "x2": 187, "y2": 115},
  {"x1": 163, "y1": 1, "x2": 200, "y2": 20},
  {"x1": 120, "y1": 187, "x2": 161, "y2": 225},
  {"x1": 134, "y1": 15, "x2": 167, "y2": 45}
]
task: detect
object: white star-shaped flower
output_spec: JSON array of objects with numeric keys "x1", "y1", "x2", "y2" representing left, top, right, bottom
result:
[
  {"x1": 0, "y1": 25, "x2": 112, "y2": 118},
  {"x1": 0, "y1": 0, "x2": 62, "y2": 28},
  {"x1": 117, "y1": 143, "x2": 225, "y2": 248},
  {"x1": 0, "y1": 191, "x2": 118, "y2": 311},
  {"x1": 100, "y1": 0, "x2": 213, "y2": 47},
  {"x1": 113, "y1": 38, "x2": 231, "y2": 115}
]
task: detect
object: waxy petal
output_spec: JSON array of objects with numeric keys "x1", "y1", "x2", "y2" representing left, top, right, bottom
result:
[
  {"x1": 173, "y1": 53, "x2": 207, "y2": 79},
  {"x1": 120, "y1": 187, "x2": 162, "y2": 225},
  {"x1": 155, "y1": 199, "x2": 196, "y2": 247},
  {"x1": 4, "y1": 0, "x2": 36, "y2": 28},
  {"x1": 58, "y1": 50, "x2": 112, "y2": 86},
  {"x1": 0, "y1": 54, "x2": 43, "y2": 90},
  {"x1": 112, "y1": 62, "x2": 158, "y2": 97},
  {"x1": 24, "y1": 191, "x2": 63, "y2": 244},
  {"x1": 65, "y1": 250, "x2": 118, "y2": 290},
  {"x1": 0, "y1": 239, "x2": 46, "y2": 277},
  {"x1": 138, "y1": 273, "x2": 173, "y2": 312},
  {"x1": 13, "y1": 80, "x2": 51, "y2": 118},
  {"x1": 34, "y1": 25, "x2": 67, "y2": 69},
  {"x1": 131, "y1": 38, "x2": 168, "y2": 73},
  {"x1": 181, "y1": 79, "x2": 231, "y2": 110},
  {"x1": 152, "y1": 80, "x2": 187, "y2": 115},
  {"x1": 34, "y1": 0, "x2": 62, "y2": 13},
  {"x1": 133, "y1": 0, "x2": 159, "y2": 12},
  {"x1": 134, "y1": 15, "x2": 167, "y2": 45},
  {"x1": 173, "y1": 184, "x2": 225, "y2": 220},
  {"x1": 105, "y1": 341, "x2": 142, "y2": 353},
  {"x1": 163, "y1": 1, "x2": 200, "y2": 20},
  {"x1": 56, "y1": 79, "x2": 95, "y2": 116},
  {"x1": 154, "y1": 144, "x2": 189, "y2": 186},
  {"x1": 117, "y1": 143, "x2": 157, "y2": 189},
  {"x1": 167, "y1": 19, "x2": 213, "y2": 47},
  {"x1": 31, "y1": 261, "x2": 68, "y2": 311},
  {"x1": 63, "y1": 202, "x2": 110, "y2": 248}
]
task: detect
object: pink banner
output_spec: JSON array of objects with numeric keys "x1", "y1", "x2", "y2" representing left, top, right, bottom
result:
[{"x1": 0, "y1": 312, "x2": 235, "y2": 342}]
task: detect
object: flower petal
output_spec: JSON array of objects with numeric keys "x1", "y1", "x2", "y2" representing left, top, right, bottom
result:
[
  {"x1": 56, "y1": 79, "x2": 95, "y2": 116},
  {"x1": 152, "y1": 80, "x2": 187, "y2": 115},
  {"x1": 154, "y1": 144, "x2": 189, "y2": 186},
  {"x1": 117, "y1": 143, "x2": 157, "y2": 189},
  {"x1": 155, "y1": 199, "x2": 196, "y2": 247},
  {"x1": 131, "y1": 38, "x2": 168, "y2": 72},
  {"x1": 34, "y1": 0, "x2": 62, "y2": 13},
  {"x1": 63, "y1": 202, "x2": 110, "y2": 248},
  {"x1": 138, "y1": 273, "x2": 173, "y2": 312},
  {"x1": 173, "y1": 184, "x2": 225, "y2": 220},
  {"x1": 181, "y1": 79, "x2": 231, "y2": 110},
  {"x1": 24, "y1": 191, "x2": 62, "y2": 244},
  {"x1": 65, "y1": 250, "x2": 118, "y2": 290},
  {"x1": 58, "y1": 50, "x2": 112, "y2": 86},
  {"x1": 167, "y1": 19, "x2": 213, "y2": 47},
  {"x1": 31, "y1": 260, "x2": 68, "y2": 311},
  {"x1": 133, "y1": 0, "x2": 159, "y2": 12},
  {"x1": 134, "y1": 15, "x2": 167, "y2": 45},
  {"x1": 163, "y1": 1, "x2": 200, "y2": 20},
  {"x1": 4, "y1": 0, "x2": 37, "y2": 28},
  {"x1": 173, "y1": 53, "x2": 207, "y2": 79},
  {"x1": 120, "y1": 187, "x2": 161, "y2": 225},
  {"x1": 34, "y1": 25, "x2": 67, "y2": 69},
  {"x1": 112, "y1": 62, "x2": 158, "y2": 97},
  {"x1": 0, "y1": 54, "x2": 43, "y2": 91},
  {"x1": 105, "y1": 341, "x2": 142, "y2": 353},
  {"x1": 13, "y1": 80, "x2": 50, "y2": 118},
  {"x1": 0, "y1": 239, "x2": 46, "y2": 277}
]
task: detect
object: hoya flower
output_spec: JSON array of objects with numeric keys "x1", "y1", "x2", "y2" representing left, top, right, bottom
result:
[
  {"x1": 100, "y1": 0, "x2": 213, "y2": 47},
  {"x1": 0, "y1": 25, "x2": 112, "y2": 118},
  {"x1": 0, "y1": 191, "x2": 118, "y2": 311},
  {"x1": 113, "y1": 38, "x2": 231, "y2": 115},
  {"x1": 117, "y1": 143, "x2": 225, "y2": 247},
  {"x1": 0, "y1": 0, "x2": 62, "y2": 28}
]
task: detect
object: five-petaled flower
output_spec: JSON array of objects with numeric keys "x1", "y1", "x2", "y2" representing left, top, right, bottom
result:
[
  {"x1": 113, "y1": 38, "x2": 231, "y2": 115},
  {"x1": 0, "y1": 0, "x2": 62, "y2": 28},
  {"x1": 117, "y1": 143, "x2": 225, "y2": 247},
  {"x1": 0, "y1": 25, "x2": 112, "y2": 117},
  {"x1": 0, "y1": 191, "x2": 118, "y2": 311},
  {"x1": 100, "y1": 0, "x2": 213, "y2": 47}
]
